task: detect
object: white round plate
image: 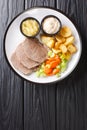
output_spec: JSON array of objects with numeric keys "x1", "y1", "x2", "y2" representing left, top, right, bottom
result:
[{"x1": 4, "y1": 7, "x2": 82, "y2": 84}]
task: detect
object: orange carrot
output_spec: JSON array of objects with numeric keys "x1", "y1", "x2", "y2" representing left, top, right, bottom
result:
[
  {"x1": 50, "y1": 61, "x2": 59, "y2": 68},
  {"x1": 56, "y1": 58, "x2": 61, "y2": 64},
  {"x1": 45, "y1": 60, "x2": 51, "y2": 64},
  {"x1": 46, "y1": 73, "x2": 53, "y2": 76},
  {"x1": 46, "y1": 57, "x2": 61, "y2": 65},
  {"x1": 44, "y1": 67, "x2": 53, "y2": 75},
  {"x1": 44, "y1": 55, "x2": 61, "y2": 76},
  {"x1": 46, "y1": 58, "x2": 55, "y2": 64}
]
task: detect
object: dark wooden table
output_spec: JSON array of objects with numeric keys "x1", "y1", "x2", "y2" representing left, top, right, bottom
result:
[{"x1": 0, "y1": 0, "x2": 87, "y2": 130}]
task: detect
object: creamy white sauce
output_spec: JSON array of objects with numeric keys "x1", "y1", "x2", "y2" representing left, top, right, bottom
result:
[{"x1": 43, "y1": 17, "x2": 60, "y2": 34}]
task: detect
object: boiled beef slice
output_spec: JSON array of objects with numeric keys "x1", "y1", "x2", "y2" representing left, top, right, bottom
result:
[
  {"x1": 11, "y1": 38, "x2": 48, "y2": 75},
  {"x1": 15, "y1": 44, "x2": 40, "y2": 69},
  {"x1": 22, "y1": 38, "x2": 48, "y2": 63},
  {"x1": 11, "y1": 53, "x2": 34, "y2": 75}
]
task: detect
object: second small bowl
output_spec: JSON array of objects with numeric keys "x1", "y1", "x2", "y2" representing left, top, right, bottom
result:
[{"x1": 41, "y1": 15, "x2": 62, "y2": 36}]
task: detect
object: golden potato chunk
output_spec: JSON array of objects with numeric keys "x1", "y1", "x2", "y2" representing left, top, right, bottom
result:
[
  {"x1": 59, "y1": 44, "x2": 67, "y2": 53},
  {"x1": 59, "y1": 26, "x2": 72, "y2": 37},
  {"x1": 54, "y1": 41, "x2": 61, "y2": 49},
  {"x1": 67, "y1": 44, "x2": 77, "y2": 54},
  {"x1": 52, "y1": 48, "x2": 62, "y2": 54},
  {"x1": 64, "y1": 36, "x2": 74, "y2": 46},
  {"x1": 40, "y1": 25, "x2": 77, "y2": 56},
  {"x1": 55, "y1": 35, "x2": 66, "y2": 43},
  {"x1": 40, "y1": 35, "x2": 53, "y2": 43},
  {"x1": 46, "y1": 40, "x2": 55, "y2": 48},
  {"x1": 40, "y1": 35, "x2": 55, "y2": 48}
]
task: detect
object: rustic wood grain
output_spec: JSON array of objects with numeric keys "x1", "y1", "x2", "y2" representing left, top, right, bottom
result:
[
  {"x1": 24, "y1": 83, "x2": 56, "y2": 130},
  {"x1": 56, "y1": 0, "x2": 87, "y2": 130},
  {"x1": 25, "y1": 0, "x2": 55, "y2": 8},
  {"x1": 24, "y1": 1, "x2": 56, "y2": 130},
  {"x1": 0, "y1": 0, "x2": 24, "y2": 130}
]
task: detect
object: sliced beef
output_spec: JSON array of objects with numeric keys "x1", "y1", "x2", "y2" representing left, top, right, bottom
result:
[
  {"x1": 11, "y1": 38, "x2": 48, "y2": 75},
  {"x1": 16, "y1": 44, "x2": 40, "y2": 69},
  {"x1": 11, "y1": 53, "x2": 34, "y2": 75},
  {"x1": 22, "y1": 38, "x2": 48, "y2": 63}
]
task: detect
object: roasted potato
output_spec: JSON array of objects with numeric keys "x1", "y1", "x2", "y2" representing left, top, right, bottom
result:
[
  {"x1": 40, "y1": 34, "x2": 55, "y2": 48},
  {"x1": 55, "y1": 35, "x2": 66, "y2": 43},
  {"x1": 59, "y1": 44, "x2": 67, "y2": 53},
  {"x1": 59, "y1": 26, "x2": 72, "y2": 37},
  {"x1": 67, "y1": 44, "x2": 77, "y2": 54},
  {"x1": 64, "y1": 36, "x2": 74, "y2": 46},
  {"x1": 54, "y1": 41, "x2": 61, "y2": 49},
  {"x1": 52, "y1": 48, "x2": 62, "y2": 54},
  {"x1": 46, "y1": 40, "x2": 55, "y2": 48},
  {"x1": 40, "y1": 34, "x2": 54, "y2": 43},
  {"x1": 40, "y1": 26, "x2": 77, "y2": 56}
]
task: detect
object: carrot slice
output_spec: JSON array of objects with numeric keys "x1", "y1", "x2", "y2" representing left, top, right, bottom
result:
[
  {"x1": 46, "y1": 56, "x2": 61, "y2": 64},
  {"x1": 46, "y1": 57, "x2": 55, "y2": 64},
  {"x1": 46, "y1": 60, "x2": 53, "y2": 64},
  {"x1": 44, "y1": 55, "x2": 61, "y2": 76},
  {"x1": 46, "y1": 73, "x2": 53, "y2": 76},
  {"x1": 44, "y1": 67, "x2": 53, "y2": 75},
  {"x1": 56, "y1": 58, "x2": 61, "y2": 64},
  {"x1": 50, "y1": 61, "x2": 59, "y2": 68}
]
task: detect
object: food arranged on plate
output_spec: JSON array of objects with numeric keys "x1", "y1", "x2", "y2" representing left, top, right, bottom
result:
[
  {"x1": 11, "y1": 15, "x2": 77, "y2": 77},
  {"x1": 37, "y1": 26, "x2": 77, "y2": 77}
]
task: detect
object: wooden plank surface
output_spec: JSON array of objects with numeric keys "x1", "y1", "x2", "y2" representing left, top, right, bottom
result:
[
  {"x1": 0, "y1": 0, "x2": 24, "y2": 130},
  {"x1": 24, "y1": 1, "x2": 56, "y2": 130},
  {"x1": 25, "y1": 0, "x2": 55, "y2": 8},
  {"x1": 56, "y1": 0, "x2": 87, "y2": 130},
  {"x1": 24, "y1": 83, "x2": 56, "y2": 130}
]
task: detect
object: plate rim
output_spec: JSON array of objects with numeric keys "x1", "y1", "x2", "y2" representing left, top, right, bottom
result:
[{"x1": 3, "y1": 6, "x2": 82, "y2": 84}]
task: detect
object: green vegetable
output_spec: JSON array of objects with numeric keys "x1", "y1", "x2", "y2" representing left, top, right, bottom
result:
[
  {"x1": 60, "y1": 59, "x2": 68, "y2": 72},
  {"x1": 36, "y1": 53, "x2": 69, "y2": 77},
  {"x1": 48, "y1": 50, "x2": 55, "y2": 57},
  {"x1": 56, "y1": 73, "x2": 61, "y2": 77},
  {"x1": 36, "y1": 66, "x2": 46, "y2": 77},
  {"x1": 56, "y1": 65, "x2": 61, "y2": 69},
  {"x1": 48, "y1": 50, "x2": 53, "y2": 57}
]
